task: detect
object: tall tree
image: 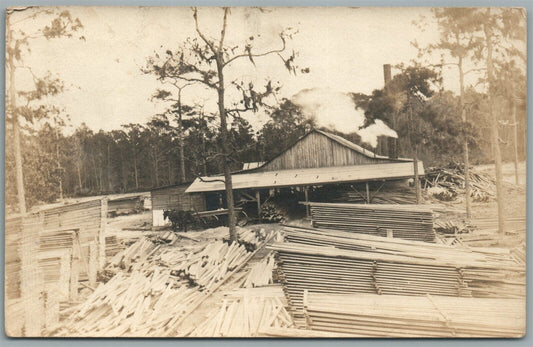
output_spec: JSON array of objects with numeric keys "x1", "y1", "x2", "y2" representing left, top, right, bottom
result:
[
  {"x1": 421, "y1": 8, "x2": 483, "y2": 218},
  {"x1": 6, "y1": 8, "x2": 83, "y2": 213},
  {"x1": 480, "y1": 8, "x2": 525, "y2": 233},
  {"x1": 145, "y1": 7, "x2": 302, "y2": 241}
]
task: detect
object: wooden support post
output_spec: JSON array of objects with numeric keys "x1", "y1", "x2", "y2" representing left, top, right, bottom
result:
[
  {"x1": 256, "y1": 190, "x2": 262, "y2": 223},
  {"x1": 99, "y1": 198, "x2": 108, "y2": 270},
  {"x1": 365, "y1": 182, "x2": 371, "y2": 204},
  {"x1": 59, "y1": 250, "x2": 71, "y2": 300},
  {"x1": 21, "y1": 216, "x2": 43, "y2": 336},
  {"x1": 88, "y1": 242, "x2": 98, "y2": 288},
  {"x1": 386, "y1": 229, "x2": 394, "y2": 238},
  {"x1": 44, "y1": 284, "x2": 60, "y2": 331},
  {"x1": 70, "y1": 233, "x2": 80, "y2": 301},
  {"x1": 304, "y1": 187, "x2": 310, "y2": 217}
]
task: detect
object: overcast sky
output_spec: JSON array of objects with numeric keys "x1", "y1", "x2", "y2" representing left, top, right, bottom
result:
[{"x1": 10, "y1": 6, "x2": 472, "y2": 132}]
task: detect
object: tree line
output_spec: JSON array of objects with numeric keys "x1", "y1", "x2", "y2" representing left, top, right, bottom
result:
[{"x1": 6, "y1": 8, "x2": 526, "y2": 237}]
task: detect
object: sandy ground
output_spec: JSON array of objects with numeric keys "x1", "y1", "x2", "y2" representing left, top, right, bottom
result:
[{"x1": 99, "y1": 161, "x2": 526, "y2": 335}]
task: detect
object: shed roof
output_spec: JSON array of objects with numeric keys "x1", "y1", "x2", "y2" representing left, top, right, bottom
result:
[{"x1": 185, "y1": 161, "x2": 424, "y2": 193}]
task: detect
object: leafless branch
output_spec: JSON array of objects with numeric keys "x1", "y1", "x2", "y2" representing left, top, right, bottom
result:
[{"x1": 223, "y1": 34, "x2": 287, "y2": 67}]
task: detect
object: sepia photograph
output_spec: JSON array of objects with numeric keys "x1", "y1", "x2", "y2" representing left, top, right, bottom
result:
[{"x1": 4, "y1": 6, "x2": 527, "y2": 338}]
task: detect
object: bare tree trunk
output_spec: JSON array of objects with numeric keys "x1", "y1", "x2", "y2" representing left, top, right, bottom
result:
[
  {"x1": 133, "y1": 152, "x2": 139, "y2": 189},
  {"x1": 177, "y1": 93, "x2": 187, "y2": 183},
  {"x1": 483, "y1": 13, "x2": 505, "y2": 234},
  {"x1": 7, "y1": 15, "x2": 26, "y2": 214},
  {"x1": 77, "y1": 165, "x2": 82, "y2": 190},
  {"x1": 413, "y1": 147, "x2": 421, "y2": 204},
  {"x1": 55, "y1": 127, "x2": 63, "y2": 200},
  {"x1": 216, "y1": 55, "x2": 237, "y2": 242},
  {"x1": 511, "y1": 100, "x2": 519, "y2": 185},
  {"x1": 107, "y1": 143, "x2": 112, "y2": 192},
  {"x1": 458, "y1": 56, "x2": 471, "y2": 219}
]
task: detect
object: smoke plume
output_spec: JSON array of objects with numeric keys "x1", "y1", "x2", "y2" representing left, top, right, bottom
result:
[{"x1": 291, "y1": 88, "x2": 397, "y2": 148}]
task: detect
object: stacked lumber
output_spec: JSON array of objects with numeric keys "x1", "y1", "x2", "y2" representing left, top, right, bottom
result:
[
  {"x1": 51, "y1": 236, "x2": 257, "y2": 337},
  {"x1": 5, "y1": 216, "x2": 23, "y2": 301},
  {"x1": 188, "y1": 286, "x2": 293, "y2": 337},
  {"x1": 242, "y1": 252, "x2": 276, "y2": 288},
  {"x1": 304, "y1": 292, "x2": 525, "y2": 337},
  {"x1": 269, "y1": 227, "x2": 525, "y2": 327},
  {"x1": 105, "y1": 235, "x2": 124, "y2": 258},
  {"x1": 306, "y1": 202, "x2": 435, "y2": 242}
]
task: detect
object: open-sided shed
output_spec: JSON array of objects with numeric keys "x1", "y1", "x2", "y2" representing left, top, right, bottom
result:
[{"x1": 186, "y1": 129, "x2": 424, "y2": 218}]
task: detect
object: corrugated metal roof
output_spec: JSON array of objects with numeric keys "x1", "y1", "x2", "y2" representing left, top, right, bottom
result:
[{"x1": 185, "y1": 161, "x2": 424, "y2": 193}]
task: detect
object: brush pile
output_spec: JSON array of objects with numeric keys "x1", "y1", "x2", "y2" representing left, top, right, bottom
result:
[
  {"x1": 425, "y1": 166, "x2": 496, "y2": 202},
  {"x1": 260, "y1": 201, "x2": 285, "y2": 223}
]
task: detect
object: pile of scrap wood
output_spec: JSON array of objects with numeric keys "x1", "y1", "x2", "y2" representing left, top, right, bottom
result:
[
  {"x1": 425, "y1": 167, "x2": 496, "y2": 202},
  {"x1": 269, "y1": 225, "x2": 525, "y2": 327},
  {"x1": 303, "y1": 292, "x2": 525, "y2": 337},
  {"x1": 260, "y1": 201, "x2": 285, "y2": 223},
  {"x1": 51, "y1": 232, "x2": 260, "y2": 337},
  {"x1": 306, "y1": 202, "x2": 435, "y2": 242},
  {"x1": 188, "y1": 286, "x2": 293, "y2": 337}
]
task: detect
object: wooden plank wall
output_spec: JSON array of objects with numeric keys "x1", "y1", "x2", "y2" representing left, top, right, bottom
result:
[
  {"x1": 260, "y1": 132, "x2": 389, "y2": 171},
  {"x1": 4, "y1": 199, "x2": 107, "y2": 336},
  {"x1": 41, "y1": 199, "x2": 106, "y2": 276},
  {"x1": 151, "y1": 185, "x2": 205, "y2": 212}
]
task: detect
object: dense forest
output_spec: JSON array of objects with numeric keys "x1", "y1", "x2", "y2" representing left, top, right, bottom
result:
[
  {"x1": 5, "y1": 76, "x2": 525, "y2": 211},
  {"x1": 5, "y1": 7, "x2": 526, "y2": 215}
]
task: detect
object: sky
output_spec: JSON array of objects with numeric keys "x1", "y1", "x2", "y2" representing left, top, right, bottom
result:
[{"x1": 8, "y1": 6, "x2": 479, "y2": 133}]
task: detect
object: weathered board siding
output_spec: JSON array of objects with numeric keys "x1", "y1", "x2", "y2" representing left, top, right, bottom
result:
[
  {"x1": 108, "y1": 196, "x2": 142, "y2": 215},
  {"x1": 5, "y1": 215, "x2": 23, "y2": 300},
  {"x1": 151, "y1": 186, "x2": 205, "y2": 211},
  {"x1": 151, "y1": 185, "x2": 205, "y2": 226},
  {"x1": 259, "y1": 131, "x2": 389, "y2": 171}
]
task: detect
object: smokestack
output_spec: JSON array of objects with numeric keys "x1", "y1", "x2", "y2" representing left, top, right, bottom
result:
[
  {"x1": 383, "y1": 64, "x2": 398, "y2": 159},
  {"x1": 383, "y1": 64, "x2": 392, "y2": 88}
]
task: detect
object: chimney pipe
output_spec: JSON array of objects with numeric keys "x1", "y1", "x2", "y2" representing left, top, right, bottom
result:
[
  {"x1": 383, "y1": 64, "x2": 398, "y2": 159},
  {"x1": 383, "y1": 64, "x2": 392, "y2": 88}
]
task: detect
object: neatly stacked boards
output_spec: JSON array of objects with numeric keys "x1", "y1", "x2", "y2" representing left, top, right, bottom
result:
[
  {"x1": 269, "y1": 226, "x2": 525, "y2": 328},
  {"x1": 304, "y1": 292, "x2": 525, "y2": 337},
  {"x1": 306, "y1": 202, "x2": 435, "y2": 242}
]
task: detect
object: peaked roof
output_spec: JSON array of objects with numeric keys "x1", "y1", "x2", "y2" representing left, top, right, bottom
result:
[
  {"x1": 313, "y1": 129, "x2": 391, "y2": 160},
  {"x1": 253, "y1": 129, "x2": 412, "y2": 172}
]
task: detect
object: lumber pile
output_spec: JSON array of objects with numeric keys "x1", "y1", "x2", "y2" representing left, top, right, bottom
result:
[
  {"x1": 303, "y1": 292, "x2": 525, "y2": 337},
  {"x1": 188, "y1": 286, "x2": 293, "y2": 337},
  {"x1": 105, "y1": 235, "x2": 125, "y2": 259},
  {"x1": 306, "y1": 202, "x2": 435, "y2": 242},
  {"x1": 51, "y1": 235, "x2": 257, "y2": 337},
  {"x1": 269, "y1": 226, "x2": 525, "y2": 327},
  {"x1": 241, "y1": 252, "x2": 276, "y2": 288}
]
